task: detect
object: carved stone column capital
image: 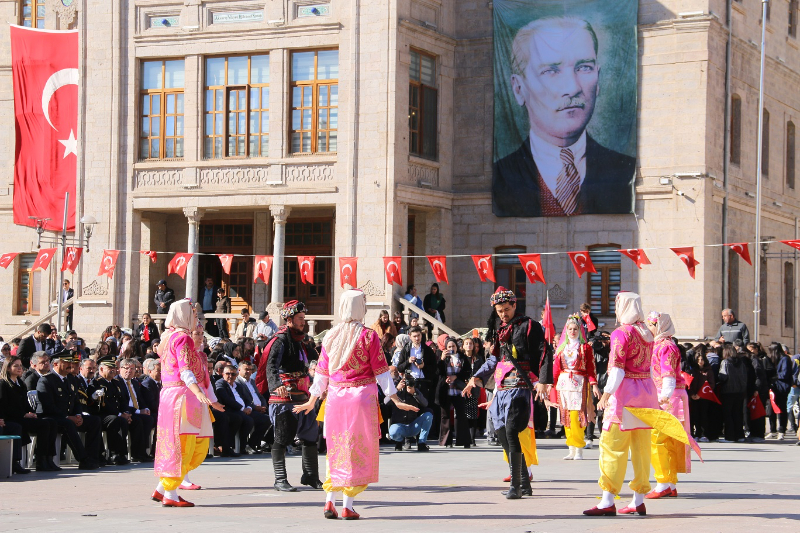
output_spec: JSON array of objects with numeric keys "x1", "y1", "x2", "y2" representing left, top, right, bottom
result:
[
  {"x1": 183, "y1": 207, "x2": 204, "y2": 225},
  {"x1": 269, "y1": 205, "x2": 291, "y2": 224}
]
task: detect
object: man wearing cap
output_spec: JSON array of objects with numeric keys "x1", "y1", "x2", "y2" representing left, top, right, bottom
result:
[
  {"x1": 463, "y1": 287, "x2": 552, "y2": 500},
  {"x1": 93, "y1": 358, "x2": 131, "y2": 465},
  {"x1": 256, "y1": 300, "x2": 321, "y2": 492},
  {"x1": 254, "y1": 311, "x2": 278, "y2": 341},
  {"x1": 36, "y1": 354, "x2": 102, "y2": 470},
  {"x1": 154, "y1": 280, "x2": 176, "y2": 313}
]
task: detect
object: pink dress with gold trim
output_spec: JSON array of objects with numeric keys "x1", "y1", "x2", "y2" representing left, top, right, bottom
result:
[{"x1": 652, "y1": 338, "x2": 692, "y2": 473}]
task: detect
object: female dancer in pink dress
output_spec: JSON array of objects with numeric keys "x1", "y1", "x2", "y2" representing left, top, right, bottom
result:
[
  {"x1": 646, "y1": 311, "x2": 691, "y2": 499},
  {"x1": 152, "y1": 299, "x2": 224, "y2": 507},
  {"x1": 294, "y1": 290, "x2": 418, "y2": 520}
]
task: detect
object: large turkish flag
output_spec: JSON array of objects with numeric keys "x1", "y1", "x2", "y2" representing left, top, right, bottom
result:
[{"x1": 11, "y1": 26, "x2": 79, "y2": 231}]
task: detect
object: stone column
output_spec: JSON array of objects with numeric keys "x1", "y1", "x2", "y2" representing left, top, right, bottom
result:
[
  {"x1": 269, "y1": 205, "x2": 291, "y2": 306},
  {"x1": 184, "y1": 207, "x2": 204, "y2": 302}
]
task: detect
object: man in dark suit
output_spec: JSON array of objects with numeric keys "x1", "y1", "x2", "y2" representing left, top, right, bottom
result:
[
  {"x1": 17, "y1": 324, "x2": 53, "y2": 368},
  {"x1": 23, "y1": 352, "x2": 50, "y2": 392},
  {"x1": 36, "y1": 354, "x2": 101, "y2": 470},
  {"x1": 215, "y1": 365, "x2": 269, "y2": 455},
  {"x1": 92, "y1": 359, "x2": 131, "y2": 465},
  {"x1": 115, "y1": 358, "x2": 154, "y2": 462},
  {"x1": 154, "y1": 279, "x2": 175, "y2": 313},
  {"x1": 493, "y1": 16, "x2": 635, "y2": 217},
  {"x1": 235, "y1": 362, "x2": 271, "y2": 452},
  {"x1": 140, "y1": 358, "x2": 161, "y2": 453},
  {"x1": 61, "y1": 279, "x2": 75, "y2": 330}
]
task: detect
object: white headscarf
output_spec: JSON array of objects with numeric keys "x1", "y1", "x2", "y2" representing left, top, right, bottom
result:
[
  {"x1": 615, "y1": 292, "x2": 654, "y2": 342},
  {"x1": 160, "y1": 299, "x2": 197, "y2": 354},
  {"x1": 653, "y1": 312, "x2": 676, "y2": 343},
  {"x1": 323, "y1": 290, "x2": 367, "y2": 374}
]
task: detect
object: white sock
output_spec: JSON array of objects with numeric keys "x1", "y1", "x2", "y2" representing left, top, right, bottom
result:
[
  {"x1": 343, "y1": 494, "x2": 355, "y2": 511},
  {"x1": 631, "y1": 492, "x2": 645, "y2": 507},
  {"x1": 654, "y1": 482, "x2": 670, "y2": 492},
  {"x1": 599, "y1": 491, "x2": 615, "y2": 509},
  {"x1": 527, "y1": 466, "x2": 533, "y2": 477},
  {"x1": 669, "y1": 483, "x2": 676, "y2": 490},
  {"x1": 164, "y1": 489, "x2": 179, "y2": 501},
  {"x1": 326, "y1": 491, "x2": 337, "y2": 504},
  {"x1": 155, "y1": 482, "x2": 165, "y2": 495},
  {"x1": 180, "y1": 473, "x2": 193, "y2": 487}
]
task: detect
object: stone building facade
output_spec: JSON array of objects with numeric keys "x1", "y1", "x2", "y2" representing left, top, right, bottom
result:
[{"x1": 0, "y1": 0, "x2": 798, "y2": 351}]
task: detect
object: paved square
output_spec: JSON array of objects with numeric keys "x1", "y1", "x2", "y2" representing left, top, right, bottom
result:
[{"x1": 1, "y1": 438, "x2": 797, "y2": 532}]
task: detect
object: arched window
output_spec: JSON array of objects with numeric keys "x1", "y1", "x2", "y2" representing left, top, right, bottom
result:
[
  {"x1": 787, "y1": 121, "x2": 795, "y2": 189},
  {"x1": 730, "y1": 95, "x2": 742, "y2": 165},
  {"x1": 588, "y1": 246, "x2": 621, "y2": 316},
  {"x1": 495, "y1": 246, "x2": 527, "y2": 316}
]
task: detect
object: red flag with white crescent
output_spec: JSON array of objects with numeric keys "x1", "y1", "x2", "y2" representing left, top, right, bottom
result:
[
  {"x1": 471, "y1": 255, "x2": 495, "y2": 283},
  {"x1": 339, "y1": 257, "x2": 358, "y2": 288},
  {"x1": 168, "y1": 253, "x2": 193, "y2": 279},
  {"x1": 61, "y1": 246, "x2": 82, "y2": 273},
  {"x1": 618, "y1": 248, "x2": 651, "y2": 269},
  {"x1": 781, "y1": 239, "x2": 800, "y2": 252},
  {"x1": 698, "y1": 381, "x2": 721, "y2": 404},
  {"x1": 426, "y1": 256, "x2": 449, "y2": 284},
  {"x1": 32, "y1": 248, "x2": 57, "y2": 271},
  {"x1": 383, "y1": 256, "x2": 402, "y2": 286},
  {"x1": 567, "y1": 251, "x2": 597, "y2": 278},
  {"x1": 769, "y1": 390, "x2": 782, "y2": 414},
  {"x1": 747, "y1": 392, "x2": 766, "y2": 419},
  {"x1": 97, "y1": 249, "x2": 120, "y2": 279},
  {"x1": 726, "y1": 243, "x2": 752, "y2": 265},
  {"x1": 518, "y1": 253, "x2": 546, "y2": 284},
  {"x1": 0, "y1": 253, "x2": 19, "y2": 269},
  {"x1": 298, "y1": 256, "x2": 315, "y2": 284},
  {"x1": 11, "y1": 26, "x2": 79, "y2": 231},
  {"x1": 671, "y1": 247, "x2": 700, "y2": 279},
  {"x1": 218, "y1": 254, "x2": 233, "y2": 275},
  {"x1": 253, "y1": 255, "x2": 273, "y2": 285},
  {"x1": 140, "y1": 250, "x2": 157, "y2": 263}
]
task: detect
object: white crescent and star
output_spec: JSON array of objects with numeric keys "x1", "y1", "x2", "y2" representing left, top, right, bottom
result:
[
  {"x1": 525, "y1": 261, "x2": 538, "y2": 273},
  {"x1": 42, "y1": 68, "x2": 79, "y2": 158},
  {"x1": 342, "y1": 264, "x2": 353, "y2": 280},
  {"x1": 678, "y1": 254, "x2": 691, "y2": 264},
  {"x1": 573, "y1": 253, "x2": 587, "y2": 267},
  {"x1": 433, "y1": 260, "x2": 444, "y2": 274},
  {"x1": 175, "y1": 257, "x2": 186, "y2": 270},
  {"x1": 732, "y1": 244, "x2": 743, "y2": 254},
  {"x1": 387, "y1": 260, "x2": 399, "y2": 279},
  {"x1": 37, "y1": 252, "x2": 50, "y2": 266},
  {"x1": 102, "y1": 255, "x2": 114, "y2": 271},
  {"x1": 477, "y1": 257, "x2": 490, "y2": 275}
]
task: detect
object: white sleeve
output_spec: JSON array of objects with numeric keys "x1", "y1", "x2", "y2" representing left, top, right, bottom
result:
[
  {"x1": 659, "y1": 377, "x2": 676, "y2": 400},
  {"x1": 180, "y1": 369, "x2": 197, "y2": 386},
  {"x1": 309, "y1": 372, "x2": 329, "y2": 397},
  {"x1": 604, "y1": 367, "x2": 625, "y2": 395},
  {"x1": 376, "y1": 371, "x2": 397, "y2": 397},
  {"x1": 205, "y1": 383, "x2": 218, "y2": 403}
]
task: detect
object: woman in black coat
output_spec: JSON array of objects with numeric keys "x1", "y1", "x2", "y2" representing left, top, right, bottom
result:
[
  {"x1": 436, "y1": 337, "x2": 472, "y2": 448},
  {"x1": 768, "y1": 344, "x2": 793, "y2": 438},
  {"x1": 136, "y1": 313, "x2": 161, "y2": 351},
  {"x1": 0, "y1": 356, "x2": 60, "y2": 472}
]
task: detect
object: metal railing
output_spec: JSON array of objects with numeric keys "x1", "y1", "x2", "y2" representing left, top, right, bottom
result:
[
  {"x1": 132, "y1": 313, "x2": 335, "y2": 337},
  {"x1": 11, "y1": 296, "x2": 76, "y2": 339}
]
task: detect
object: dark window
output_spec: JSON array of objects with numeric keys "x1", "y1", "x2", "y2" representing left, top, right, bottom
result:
[
  {"x1": 588, "y1": 247, "x2": 621, "y2": 316},
  {"x1": 140, "y1": 60, "x2": 185, "y2": 160},
  {"x1": 290, "y1": 50, "x2": 338, "y2": 154},
  {"x1": 791, "y1": 1, "x2": 799, "y2": 38},
  {"x1": 198, "y1": 223, "x2": 254, "y2": 248},
  {"x1": 785, "y1": 262, "x2": 795, "y2": 329},
  {"x1": 762, "y1": 109, "x2": 770, "y2": 176},
  {"x1": 495, "y1": 246, "x2": 527, "y2": 316},
  {"x1": 728, "y1": 249, "x2": 739, "y2": 316},
  {"x1": 16, "y1": 253, "x2": 40, "y2": 315},
  {"x1": 731, "y1": 95, "x2": 742, "y2": 165},
  {"x1": 204, "y1": 55, "x2": 270, "y2": 158},
  {"x1": 407, "y1": 216, "x2": 416, "y2": 289},
  {"x1": 760, "y1": 255, "x2": 768, "y2": 327},
  {"x1": 787, "y1": 122, "x2": 795, "y2": 189},
  {"x1": 409, "y1": 50, "x2": 438, "y2": 160}
]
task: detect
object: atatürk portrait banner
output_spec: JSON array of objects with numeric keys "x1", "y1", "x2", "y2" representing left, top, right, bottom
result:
[{"x1": 492, "y1": 0, "x2": 638, "y2": 218}]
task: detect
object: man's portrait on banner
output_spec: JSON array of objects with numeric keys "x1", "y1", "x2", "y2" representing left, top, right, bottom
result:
[{"x1": 492, "y1": 1, "x2": 637, "y2": 218}]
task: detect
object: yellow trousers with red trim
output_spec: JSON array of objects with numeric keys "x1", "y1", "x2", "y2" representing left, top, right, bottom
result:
[
  {"x1": 322, "y1": 457, "x2": 368, "y2": 497},
  {"x1": 650, "y1": 429, "x2": 684, "y2": 484},
  {"x1": 160, "y1": 435, "x2": 209, "y2": 492},
  {"x1": 565, "y1": 411, "x2": 586, "y2": 448},
  {"x1": 598, "y1": 423, "x2": 651, "y2": 495}
]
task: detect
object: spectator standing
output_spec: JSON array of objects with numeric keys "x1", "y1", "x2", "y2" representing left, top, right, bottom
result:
[
  {"x1": 136, "y1": 313, "x2": 160, "y2": 351},
  {"x1": 215, "y1": 288, "x2": 231, "y2": 339},
  {"x1": 404, "y1": 285, "x2": 423, "y2": 318},
  {"x1": 462, "y1": 337, "x2": 484, "y2": 446},
  {"x1": 254, "y1": 311, "x2": 277, "y2": 341},
  {"x1": 17, "y1": 324, "x2": 54, "y2": 368},
  {"x1": 717, "y1": 345, "x2": 748, "y2": 442},
  {"x1": 688, "y1": 350, "x2": 716, "y2": 442},
  {"x1": 437, "y1": 337, "x2": 472, "y2": 448},
  {"x1": 787, "y1": 352, "x2": 800, "y2": 434},
  {"x1": 200, "y1": 277, "x2": 218, "y2": 331},
  {"x1": 232, "y1": 308, "x2": 257, "y2": 342},
  {"x1": 716, "y1": 309, "x2": 750, "y2": 345},
  {"x1": 579, "y1": 302, "x2": 598, "y2": 338},
  {"x1": 745, "y1": 345, "x2": 768, "y2": 442},
  {"x1": 767, "y1": 343, "x2": 793, "y2": 440},
  {"x1": 371, "y1": 310, "x2": 398, "y2": 363},
  {"x1": 396, "y1": 325, "x2": 439, "y2": 439},
  {"x1": 423, "y1": 283, "x2": 446, "y2": 324},
  {"x1": 61, "y1": 279, "x2": 74, "y2": 331},
  {"x1": 154, "y1": 280, "x2": 175, "y2": 314}
]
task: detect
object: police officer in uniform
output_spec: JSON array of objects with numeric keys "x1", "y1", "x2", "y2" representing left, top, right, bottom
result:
[{"x1": 93, "y1": 358, "x2": 131, "y2": 465}]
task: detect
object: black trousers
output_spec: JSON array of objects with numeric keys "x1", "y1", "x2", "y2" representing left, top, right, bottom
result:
[
  {"x1": 768, "y1": 391, "x2": 789, "y2": 434},
  {"x1": 246, "y1": 410, "x2": 271, "y2": 448},
  {"x1": 129, "y1": 413, "x2": 154, "y2": 458},
  {"x1": 100, "y1": 415, "x2": 129, "y2": 456},
  {"x1": 47, "y1": 414, "x2": 101, "y2": 462},
  {"x1": 212, "y1": 408, "x2": 241, "y2": 450},
  {"x1": 438, "y1": 396, "x2": 470, "y2": 447},
  {"x1": 18, "y1": 416, "x2": 58, "y2": 458},
  {"x1": 721, "y1": 392, "x2": 746, "y2": 441},
  {"x1": 689, "y1": 398, "x2": 712, "y2": 438}
]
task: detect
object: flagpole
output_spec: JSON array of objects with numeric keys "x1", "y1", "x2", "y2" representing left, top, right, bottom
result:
[
  {"x1": 753, "y1": 0, "x2": 769, "y2": 342},
  {"x1": 57, "y1": 192, "x2": 69, "y2": 335}
]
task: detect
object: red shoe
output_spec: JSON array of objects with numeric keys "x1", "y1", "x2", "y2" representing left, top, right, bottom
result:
[
  {"x1": 669, "y1": 488, "x2": 678, "y2": 497},
  {"x1": 179, "y1": 483, "x2": 202, "y2": 490},
  {"x1": 503, "y1": 475, "x2": 511, "y2": 482},
  {"x1": 619, "y1": 503, "x2": 646, "y2": 516},
  {"x1": 341, "y1": 508, "x2": 360, "y2": 520},
  {"x1": 645, "y1": 488, "x2": 672, "y2": 499},
  {"x1": 502, "y1": 474, "x2": 533, "y2": 482},
  {"x1": 324, "y1": 502, "x2": 338, "y2": 519},
  {"x1": 151, "y1": 490, "x2": 164, "y2": 502},
  {"x1": 162, "y1": 497, "x2": 194, "y2": 508},
  {"x1": 583, "y1": 505, "x2": 616, "y2": 516}
]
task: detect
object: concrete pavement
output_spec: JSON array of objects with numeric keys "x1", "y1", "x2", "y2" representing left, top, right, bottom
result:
[{"x1": 0, "y1": 437, "x2": 798, "y2": 532}]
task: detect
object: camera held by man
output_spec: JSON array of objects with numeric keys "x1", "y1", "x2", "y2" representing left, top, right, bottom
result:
[{"x1": 386, "y1": 368, "x2": 433, "y2": 452}]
